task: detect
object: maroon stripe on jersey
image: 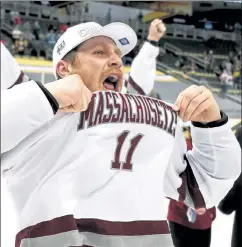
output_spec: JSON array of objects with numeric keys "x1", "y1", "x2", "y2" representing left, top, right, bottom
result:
[
  {"x1": 127, "y1": 76, "x2": 146, "y2": 95},
  {"x1": 8, "y1": 70, "x2": 25, "y2": 89},
  {"x1": 76, "y1": 218, "x2": 170, "y2": 236},
  {"x1": 177, "y1": 170, "x2": 187, "y2": 202},
  {"x1": 177, "y1": 156, "x2": 206, "y2": 209},
  {"x1": 16, "y1": 215, "x2": 169, "y2": 246},
  {"x1": 184, "y1": 156, "x2": 206, "y2": 209},
  {"x1": 15, "y1": 215, "x2": 77, "y2": 247}
]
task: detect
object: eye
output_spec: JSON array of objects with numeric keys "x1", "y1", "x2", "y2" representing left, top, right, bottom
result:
[{"x1": 93, "y1": 50, "x2": 105, "y2": 55}]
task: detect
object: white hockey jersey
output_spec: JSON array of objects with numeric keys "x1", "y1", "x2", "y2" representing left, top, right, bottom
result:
[
  {"x1": 1, "y1": 86, "x2": 241, "y2": 247},
  {"x1": 1, "y1": 43, "x2": 27, "y2": 90}
]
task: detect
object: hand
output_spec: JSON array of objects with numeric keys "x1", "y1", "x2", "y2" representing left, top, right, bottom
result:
[
  {"x1": 45, "y1": 74, "x2": 92, "y2": 112},
  {"x1": 147, "y1": 19, "x2": 166, "y2": 42},
  {"x1": 173, "y1": 85, "x2": 221, "y2": 123}
]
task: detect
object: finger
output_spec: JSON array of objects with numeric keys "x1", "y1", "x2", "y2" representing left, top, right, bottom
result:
[
  {"x1": 58, "y1": 106, "x2": 75, "y2": 113},
  {"x1": 173, "y1": 85, "x2": 201, "y2": 112},
  {"x1": 158, "y1": 23, "x2": 166, "y2": 33},
  {"x1": 183, "y1": 91, "x2": 210, "y2": 122},
  {"x1": 173, "y1": 94, "x2": 183, "y2": 111},
  {"x1": 196, "y1": 208, "x2": 206, "y2": 215},
  {"x1": 152, "y1": 19, "x2": 161, "y2": 25},
  {"x1": 179, "y1": 85, "x2": 203, "y2": 120},
  {"x1": 190, "y1": 98, "x2": 213, "y2": 121},
  {"x1": 174, "y1": 85, "x2": 197, "y2": 114}
]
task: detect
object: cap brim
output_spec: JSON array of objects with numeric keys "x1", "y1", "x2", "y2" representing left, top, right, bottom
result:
[{"x1": 86, "y1": 22, "x2": 137, "y2": 57}]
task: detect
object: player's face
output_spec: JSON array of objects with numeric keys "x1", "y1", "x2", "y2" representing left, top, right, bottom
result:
[{"x1": 70, "y1": 36, "x2": 124, "y2": 92}]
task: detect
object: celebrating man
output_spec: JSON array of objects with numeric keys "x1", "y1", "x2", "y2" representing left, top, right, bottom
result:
[{"x1": 1, "y1": 21, "x2": 241, "y2": 247}]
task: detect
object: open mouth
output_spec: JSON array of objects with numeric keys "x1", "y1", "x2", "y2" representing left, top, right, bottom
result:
[{"x1": 103, "y1": 74, "x2": 120, "y2": 91}]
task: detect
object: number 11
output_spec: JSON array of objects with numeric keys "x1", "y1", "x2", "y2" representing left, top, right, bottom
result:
[{"x1": 111, "y1": 131, "x2": 143, "y2": 171}]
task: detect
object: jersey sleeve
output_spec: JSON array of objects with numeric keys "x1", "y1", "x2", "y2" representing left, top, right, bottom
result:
[
  {"x1": 1, "y1": 80, "x2": 54, "y2": 154},
  {"x1": 163, "y1": 114, "x2": 241, "y2": 209},
  {"x1": 1, "y1": 43, "x2": 27, "y2": 89},
  {"x1": 125, "y1": 41, "x2": 159, "y2": 95}
]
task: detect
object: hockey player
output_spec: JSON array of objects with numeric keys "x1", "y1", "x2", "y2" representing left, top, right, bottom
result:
[{"x1": 1, "y1": 21, "x2": 241, "y2": 247}]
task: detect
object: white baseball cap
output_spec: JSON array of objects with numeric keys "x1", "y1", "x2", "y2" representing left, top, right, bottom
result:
[{"x1": 52, "y1": 22, "x2": 137, "y2": 78}]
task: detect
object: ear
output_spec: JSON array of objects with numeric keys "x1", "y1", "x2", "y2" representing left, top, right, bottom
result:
[{"x1": 56, "y1": 60, "x2": 72, "y2": 78}]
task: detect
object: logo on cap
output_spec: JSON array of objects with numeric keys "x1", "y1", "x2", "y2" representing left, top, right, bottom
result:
[
  {"x1": 118, "y1": 38, "x2": 129, "y2": 46},
  {"x1": 78, "y1": 27, "x2": 99, "y2": 37},
  {"x1": 57, "y1": 40, "x2": 66, "y2": 55}
]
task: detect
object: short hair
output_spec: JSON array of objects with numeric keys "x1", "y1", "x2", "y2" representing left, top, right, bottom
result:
[{"x1": 56, "y1": 44, "x2": 82, "y2": 79}]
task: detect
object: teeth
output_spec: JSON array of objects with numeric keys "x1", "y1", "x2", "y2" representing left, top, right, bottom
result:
[{"x1": 108, "y1": 75, "x2": 118, "y2": 82}]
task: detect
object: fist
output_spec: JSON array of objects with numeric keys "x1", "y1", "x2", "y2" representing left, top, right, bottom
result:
[
  {"x1": 45, "y1": 74, "x2": 92, "y2": 113},
  {"x1": 148, "y1": 19, "x2": 166, "y2": 42},
  {"x1": 173, "y1": 85, "x2": 221, "y2": 123}
]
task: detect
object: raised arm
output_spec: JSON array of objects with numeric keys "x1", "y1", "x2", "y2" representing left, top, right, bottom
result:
[{"x1": 124, "y1": 19, "x2": 166, "y2": 95}]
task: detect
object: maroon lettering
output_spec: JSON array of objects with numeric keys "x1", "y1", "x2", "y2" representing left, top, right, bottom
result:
[
  {"x1": 102, "y1": 92, "x2": 113, "y2": 123},
  {"x1": 161, "y1": 104, "x2": 168, "y2": 132},
  {"x1": 112, "y1": 131, "x2": 144, "y2": 171},
  {"x1": 78, "y1": 92, "x2": 177, "y2": 137},
  {"x1": 122, "y1": 134, "x2": 143, "y2": 170},
  {"x1": 111, "y1": 93, "x2": 121, "y2": 123},
  {"x1": 168, "y1": 110, "x2": 177, "y2": 136},
  {"x1": 111, "y1": 131, "x2": 129, "y2": 169},
  {"x1": 153, "y1": 99, "x2": 163, "y2": 129},
  {"x1": 147, "y1": 98, "x2": 157, "y2": 127},
  {"x1": 133, "y1": 95, "x2": 144, "y2": 123},
  {"x1": 125, "y1": 95, "x2": 136, "y2": 122},
  {"x1": 141, "y1": 96, "x2": 151, "y2": 124},
  {"x1": 77, "y1": 94, "x2": 96, "y2": 131},
  {"x1": 93, "y1": 92, "x2": 104, "y2": 125},
  {"x1": 119, "y1": 93, "x2": 130, "y2": 123}
]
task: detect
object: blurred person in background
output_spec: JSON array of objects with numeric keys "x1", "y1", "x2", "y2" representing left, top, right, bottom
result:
[
  {"x1": 182, "y1": 61, "x2": 197, "y2": 74},
  {"x1": 168, "y1": 124, "x2": 216, "y2": 247},
  {"x1": 207, "y1": 50, "x2": 215, "y2": 70},
  {"x1": 204, "y1": 50, "x2": 214, "y2": 71},
  {"x1": 106, "y1": 8, "x2": 112, "y2": 24},
  {"x1": 219, "y1": 69, "x2": 233, "y2": 98},
  {"x1": 14, "y1": 34, "x2": 28, "y2": 56},
  {"x1": 232, "y1": 56, "x2": 241, "y2": 89},
  {"x1": 46, "y1": 27, "x2": 57, "y2": 48},
  {"x1": 12, "y1": 28, "x2": 22, "y2": 42},
  {"x1": 234, "y1": 22, "x2": 241, "y2": 33},
  {"x1": 10, "y1": 10, "x2": 16, "y2": 25},
  {"x1": 33, "y1": 20, "x2": 40, "y2": 40},
  {"x1": 57, "y1": 24, "x2": 68, "y2": 40},
  {"x1": 204, "y1": 18, "x2": 213, "y2": 30},
  {"x1": 218, "y1": 124, "x2": 242, "y2": 247},
  {"x1": 14, "y1": 12, "x2": 22, "y2": 27},
  {"x1": 175, "y1": 56, "x2": 185, "y2": 69}
]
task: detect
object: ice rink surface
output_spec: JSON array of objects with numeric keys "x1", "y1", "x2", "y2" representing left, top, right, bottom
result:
[{"x1": 1, "y1": 178, "x2": 234, "y2": 247}]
